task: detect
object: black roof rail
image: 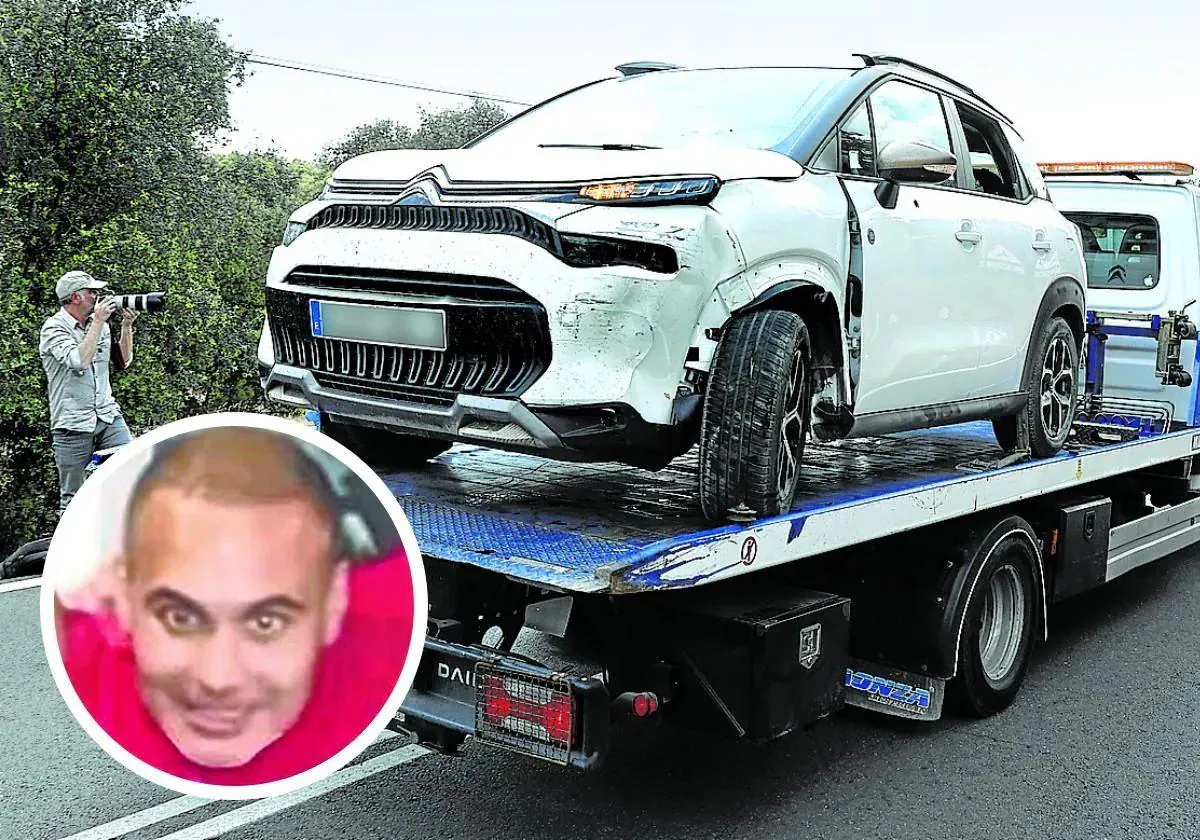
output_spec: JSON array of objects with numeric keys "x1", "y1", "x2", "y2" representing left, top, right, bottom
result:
[
  {"x1": 615, "y1": 61, "x2": 683, "y2": 77},
  {"x1": 860, "y1": 53, "x2": 1012, "y2": 123}
]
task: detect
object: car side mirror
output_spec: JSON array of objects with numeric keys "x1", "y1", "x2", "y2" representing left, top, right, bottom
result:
[
  {"x1": 877, "y1": 140, "x2": 957, "y2": 183},
  {"x1": 874, "y1": 140, "x2": 956, "y2": 209}
]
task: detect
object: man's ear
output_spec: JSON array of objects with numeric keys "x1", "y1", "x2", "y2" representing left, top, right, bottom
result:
[{"x1": 323, "y1": 560, "x2": 350, "y2": 647}]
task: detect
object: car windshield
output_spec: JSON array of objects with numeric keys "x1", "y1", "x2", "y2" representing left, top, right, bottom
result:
[
  {"x1": 469, "y1": 67, "x2": 854, "y2": 154},
  {"x1": 1063, "y1": 212, "x2": 1162, "y2": 290}
]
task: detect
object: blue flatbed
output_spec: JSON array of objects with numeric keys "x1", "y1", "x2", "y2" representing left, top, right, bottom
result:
[{"x1": 383, "y1": 419, "x2": 1200, "y2": 594}]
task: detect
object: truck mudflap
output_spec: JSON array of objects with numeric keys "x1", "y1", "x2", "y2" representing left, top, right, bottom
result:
[
  {"x1": 842, "y1": 658, "x2": 947, "y2": 721},
  {"x1": 398, "y1": 637, "x2": 611, "y2": 770}
]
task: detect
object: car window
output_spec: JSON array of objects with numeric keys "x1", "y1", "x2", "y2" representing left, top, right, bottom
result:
[
  {"x1": 809, "y1": 101, "x2": 875, "y2": 177},
  {"x1": 868, "y1": 80, "x2": 957, "y2": 184},
  {"x1": 953, "y1": 102, "x2": 1027, "y2": 200},
  {"x1": 467, "y1": 67, "x2": 853, "y2": 154},
  {"x1": 839, "y1": 102, "x2": 875, "y2": 177},
  {"x1": 1000, "y1": 124, "x2": 1051, "y2": 201},
  {"x1": 1062, "y1": 212, "x2": 1161, "y2": 290}
]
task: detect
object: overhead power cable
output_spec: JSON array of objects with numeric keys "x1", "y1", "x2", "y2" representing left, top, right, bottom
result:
[{"x1": 243, "y1": 54, "x2": 533, "y2": 107}]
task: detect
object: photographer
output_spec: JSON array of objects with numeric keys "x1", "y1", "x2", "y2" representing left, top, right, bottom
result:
[{"x1": 39, "y1": 270, "x2": 138, "y2": 515}]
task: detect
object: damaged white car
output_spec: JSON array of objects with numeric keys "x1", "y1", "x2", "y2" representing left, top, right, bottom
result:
[{"x1": 258, "y1": 55, "x2": 1087, "y2": 521}]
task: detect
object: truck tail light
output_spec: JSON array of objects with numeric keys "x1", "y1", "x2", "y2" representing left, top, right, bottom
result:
[{"x1": 476, "y1": 665, "x2": 576, "y2": 764}]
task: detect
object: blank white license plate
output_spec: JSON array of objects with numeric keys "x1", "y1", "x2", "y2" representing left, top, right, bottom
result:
[{"x1": 309, "y1": 299, "x2": 447, "y2": 351}]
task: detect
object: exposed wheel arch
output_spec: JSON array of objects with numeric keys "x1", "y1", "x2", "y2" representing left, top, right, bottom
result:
[{"x1": 734, "y1": 281, "x2": 845, "y2": 380}]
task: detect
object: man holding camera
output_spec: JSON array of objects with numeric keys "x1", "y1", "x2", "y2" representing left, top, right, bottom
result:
[{"x1": 39, "y1": 270, "x2": 138, "y2": 515}]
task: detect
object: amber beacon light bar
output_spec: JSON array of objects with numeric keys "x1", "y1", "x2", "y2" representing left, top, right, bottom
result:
[{"x1": 1038, "y1": 161, "x2": 1195, "y2": 176}]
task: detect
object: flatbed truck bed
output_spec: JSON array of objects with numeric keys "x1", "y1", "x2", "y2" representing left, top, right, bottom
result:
[
  {"x1": 385, "y1": 421, "x2": 1200, "y2": 596},
  {"x1": 383, "y1": 408, "x2": 1200, "y2": 769}
]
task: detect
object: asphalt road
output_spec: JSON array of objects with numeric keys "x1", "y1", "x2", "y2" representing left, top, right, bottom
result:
[{"x1": 1, "y1": 547, "x2": 1197, "y2": 840}]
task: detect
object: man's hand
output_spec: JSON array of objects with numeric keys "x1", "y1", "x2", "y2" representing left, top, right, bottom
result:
[
  {"x1": 74, "y1": 297, "x2": 118, "y2": 368},
  {"x1": 118, "y1": 305, "x2": 136, "y2": 369},
  {"x1": 91, "y1": 297, "x2": 119, "y2": 327}
]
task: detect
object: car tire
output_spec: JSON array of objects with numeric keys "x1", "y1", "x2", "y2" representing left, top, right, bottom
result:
[
  {"x1": 320, "y1": 414, "x2": 452, "y2": 470},
  {"x1": 698, "y1": 309, "x2": 813, "y2": 521},
  {"x1": 992, "y1": 315, "x2": 1079, "y2": 457},
  {"x1": 946, "y1": 522, "x2": 1039, "y2": 718}
]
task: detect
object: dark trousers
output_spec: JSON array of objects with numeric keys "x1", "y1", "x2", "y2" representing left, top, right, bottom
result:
[{"x1": 51, "y1": 416, "x2": 132, "y2": 514}]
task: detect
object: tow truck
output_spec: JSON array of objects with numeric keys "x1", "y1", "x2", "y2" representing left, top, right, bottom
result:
[
  {"x1": 12, "y1": 165, "x2": 1199, "y2": 769},
  {"x1": 376, "y1": 162, "x2": 1200, "y2": 770}
]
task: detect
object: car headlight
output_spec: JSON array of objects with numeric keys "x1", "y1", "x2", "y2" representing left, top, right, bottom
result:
[
  {"x1": 539, "y1": 176, "x2": 720, "y2": 206},
  {"x1": 577, "y1": 176, "x2": 719, "y2": 205},
  {"x1": 281, "y1": 221, "x2": 307, "y2": 247}
]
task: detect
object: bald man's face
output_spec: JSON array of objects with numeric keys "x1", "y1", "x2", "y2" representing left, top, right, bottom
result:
[{"x1": 116, "y1": 487, "x2": 348, "y2": 769}]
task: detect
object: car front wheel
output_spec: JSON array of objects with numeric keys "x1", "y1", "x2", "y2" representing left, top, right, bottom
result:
[{"x1": 698, "y1": 309, "x2": 813, "y2": 521}]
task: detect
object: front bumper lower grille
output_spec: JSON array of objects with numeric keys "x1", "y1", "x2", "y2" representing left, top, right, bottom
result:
[{"x1": 265, "y1": 271, "x2": 551, "y2": 405}]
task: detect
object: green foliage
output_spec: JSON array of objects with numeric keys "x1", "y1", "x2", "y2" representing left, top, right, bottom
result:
[
  {"x1": 316, "y1": 97, "x2": 513, "y2": 169},
  {"x1": 0, "y1": 0, "x2": 246, "y2": 284},
  {"x1": 0, "y1": 0, "x2": 513, "y2": 559},
  {"x1": 0, "y1": 151, "x2": 324, "y2": 556},
  {"x1": 0, "y1": 0, "x2": 265, "y2": 557}
]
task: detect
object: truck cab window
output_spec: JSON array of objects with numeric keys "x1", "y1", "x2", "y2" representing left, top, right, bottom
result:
[{"x1": 1062, "y1": 212, "x2": 1161, "y2": 290}]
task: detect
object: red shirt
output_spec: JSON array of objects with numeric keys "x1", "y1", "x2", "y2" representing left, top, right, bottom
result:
[{"x1": 59, "y1": 549, "x2": 415, "y2": 787}]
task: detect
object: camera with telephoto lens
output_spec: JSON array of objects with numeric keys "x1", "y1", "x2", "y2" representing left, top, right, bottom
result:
[{"x1": 104, "y1": 292, "x2": 167, "y2": 313}]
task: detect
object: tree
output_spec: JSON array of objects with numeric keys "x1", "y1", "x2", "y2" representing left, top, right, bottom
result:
[
  {"x1": 317, "y1": 97, "x2": 513, "y2": 169},
  {"x1": 0, "y1": 0, "x2": 258, "y2": 558},
  {"x1": 0, "y1": 0, "x2": 246, "y2": 290}
]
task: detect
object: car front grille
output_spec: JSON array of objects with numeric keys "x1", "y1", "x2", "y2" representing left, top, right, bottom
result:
[
  {"x1": 306, "y1": 203, "x2": 558, "y2": 256},
  {"x1": 265, "y1": 270, "x2": 551, "y2": 404}
]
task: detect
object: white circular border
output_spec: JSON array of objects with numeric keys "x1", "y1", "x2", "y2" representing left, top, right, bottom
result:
[{"x1": 39, "y1": 411, "x2": 430, "y2": 800}]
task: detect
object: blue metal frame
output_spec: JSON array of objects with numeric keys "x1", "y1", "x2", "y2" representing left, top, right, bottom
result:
[{"x1": 1082, "y1": 310, "x2": 1184, "y2": 437}]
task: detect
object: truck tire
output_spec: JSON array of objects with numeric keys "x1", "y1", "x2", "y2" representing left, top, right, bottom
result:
[
  {"x1": 993, "y1": 315, "x2": 1079, "y2": 456},
  {"x1": 699, "y1": 309, "x2": 813, "y2": 521},
  {"x1": 946, "y1": 520, "x2": 1039, "y2": 717},
  {"x1": 320, "y1": 414, "x2": 451, "y2": 470},
  {"x1": 1, "y1": 537, "x2": 50, "y2": 581}
]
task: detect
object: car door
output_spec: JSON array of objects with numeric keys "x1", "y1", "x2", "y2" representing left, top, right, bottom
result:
[
  {"x1": 942, "y1": 102, "x2": 1055, "y2": 396},
  {"x1": 833, "y1": 79, "x2": 987, "y2": 418}
]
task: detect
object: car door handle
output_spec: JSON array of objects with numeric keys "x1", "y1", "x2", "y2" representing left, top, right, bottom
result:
[
  {"x1": 1032, "y1": 239, "x2": 1053, "y2": 251},
  {"x1": 955, "y1": 230, "x2": 982, "y2": 244}
]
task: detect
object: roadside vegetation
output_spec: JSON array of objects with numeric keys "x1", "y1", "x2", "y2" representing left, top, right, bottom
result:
[{"x1": 0, "y1": 0, "x2": 510, "y2": 556}]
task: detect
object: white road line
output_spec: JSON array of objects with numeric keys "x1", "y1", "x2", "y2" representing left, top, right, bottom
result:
[
  {"x1": 58, "y1": 796, "x2": 214, "y2": 840},
  {"x1": 55, "y1": 729, "x2": 408, "y2": 840},
  {"x1": 154, "y1": 743, "x2": 431, "y2": 840},
  {"x1": 0, "y1": 577, "x2": 41, "y2": 594}
]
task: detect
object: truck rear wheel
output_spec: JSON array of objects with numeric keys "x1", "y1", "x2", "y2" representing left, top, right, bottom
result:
[
  {"x1": 320, "y1": 414, "x2": 452, "y2": 470},
  {"x1": 698, "y1": 309, "x2": 813, "y2": 521},
  {"x1": 947, "y1": 520, "x2": 1039, "y2": 717}
]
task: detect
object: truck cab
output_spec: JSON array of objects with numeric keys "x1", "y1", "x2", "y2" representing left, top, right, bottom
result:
[{"x1": 1041, "y1": 162, "x2": 1200, "y2": 430}]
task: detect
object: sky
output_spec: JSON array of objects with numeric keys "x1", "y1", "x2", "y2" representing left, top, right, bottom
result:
[{"x1": 182, "y1": 0, "x2": 1200, "y2": 170}]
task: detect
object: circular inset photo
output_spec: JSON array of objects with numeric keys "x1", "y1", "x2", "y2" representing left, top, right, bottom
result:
[{"x1": 40, "y1": 412, "x2": 428, "y2": 799}]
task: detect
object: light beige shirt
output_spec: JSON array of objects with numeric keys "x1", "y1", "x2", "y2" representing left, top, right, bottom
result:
[{"x1": 39, "y1": 308, "x2": 122, "y2": 432}]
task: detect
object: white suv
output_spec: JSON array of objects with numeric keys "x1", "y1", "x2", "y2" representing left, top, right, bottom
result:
[{"x1": 258, "y1": 55, "x2": 1087, "y2": 521}]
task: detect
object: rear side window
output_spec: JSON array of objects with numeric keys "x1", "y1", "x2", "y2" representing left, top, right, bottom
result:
[
  {"x1": 1063, "y1": 212, "x2": 1161, "y2": 290},
  {"x1": 1000, "y1": 124, "x2": 1051, "y2": 201}
]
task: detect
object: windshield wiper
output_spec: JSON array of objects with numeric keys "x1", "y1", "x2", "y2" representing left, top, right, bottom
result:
[{"x1": 538, "y1": 143, "x2": 661, "y2": 151}]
